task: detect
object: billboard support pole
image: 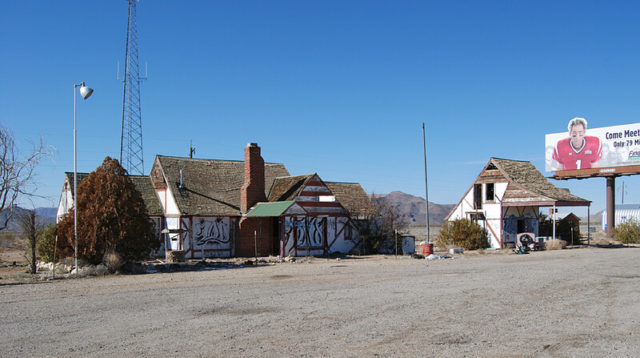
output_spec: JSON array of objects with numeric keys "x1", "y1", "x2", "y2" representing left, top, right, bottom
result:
[
  {"x1": 606, "y1": 176, "x2": 616, "y2": 237},
  {"x1": 552, "y1": 204, "x2": 556, "y2": 240}
]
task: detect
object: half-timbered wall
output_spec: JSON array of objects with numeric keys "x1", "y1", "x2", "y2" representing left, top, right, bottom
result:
[
  {"x1": 180, "y1": 216, "x2": 237, "y2": 259},
  {"x1": 279, "y1": 175, "x2": 360, "y2": 256},
  {"x1": 448, "y1": 181, "x2": 508, "y2": 248}
]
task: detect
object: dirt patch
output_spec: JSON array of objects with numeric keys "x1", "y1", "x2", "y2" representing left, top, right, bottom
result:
[{"x1": 1, "y1": 248, "x2": 640, "y2": 357}]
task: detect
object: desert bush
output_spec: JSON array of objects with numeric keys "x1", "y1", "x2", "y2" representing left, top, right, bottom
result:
[
  {"x1": 613, "y1": 219, "x2": 640, "y2": 244},
  {"x1": 36, "y1": 224, "x2": 57, "y2": 263},
  {"x1": 544, "y1": 239, "x2": 567, "y2": 250},
  {"x1": 437, "y1": 219, "x2": 489, "y2": 250},
  {"x1": 103, "y1": 250, "x2": 124, "y2": 272}
]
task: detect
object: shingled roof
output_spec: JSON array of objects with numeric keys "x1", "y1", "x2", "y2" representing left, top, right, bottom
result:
[
  {"x1": 64, "y1": 172, "x2": 89, "y2": 193},
  {"x1": 64, "y1": 172, "x2": 163, "y2": 216},
  {"x1": 155, "y1": 155, "x2": 290, "y2": 216},
  {"x1": 266, "y1": 174, "x2": 375, "y2": 218},
  {"x1": 267, "y1": 174, "x2": 315, "y2": 202},
  {"x1": 129, "y1": 176, "x2": 164, "y2": 216},
  {"x1": 490, "y1": 158, "x2": 590, "y2": 206},
  {"x1": 325, "y1": 182, "x2": 376, "y2": 218}
]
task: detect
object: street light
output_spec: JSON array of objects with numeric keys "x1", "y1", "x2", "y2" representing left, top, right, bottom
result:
[{"x1": 73, "y1": 82, "x2": 93, "y2": 276}]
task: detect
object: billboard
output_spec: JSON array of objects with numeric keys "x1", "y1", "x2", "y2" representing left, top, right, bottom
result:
[{"x1": 545, "y1": 118, "x2": 640, "y2": 172}]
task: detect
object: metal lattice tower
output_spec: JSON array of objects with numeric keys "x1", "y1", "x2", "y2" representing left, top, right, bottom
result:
[{"x1": 120, "y1": 0, "x2": 145, "y2": 175}]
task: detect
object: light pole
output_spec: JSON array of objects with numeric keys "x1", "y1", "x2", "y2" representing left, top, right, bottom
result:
[{"x1": 73, "y1": 82, "x2": 93, "y2": 276}]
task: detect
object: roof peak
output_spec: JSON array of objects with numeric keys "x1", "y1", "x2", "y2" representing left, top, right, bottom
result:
[
  {"x1": 156, "y1": 154, "x2": 284, "y2": 165},
  {"x1": 490, "y1": 157, "x2": 531, "y2": 163}
]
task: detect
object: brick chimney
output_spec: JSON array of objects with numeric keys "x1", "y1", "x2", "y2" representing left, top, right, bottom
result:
[{"x1": 241, "y1": 143, "x2": 266, "y2": 213}]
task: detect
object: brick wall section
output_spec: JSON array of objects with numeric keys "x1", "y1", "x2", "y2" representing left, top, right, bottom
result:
[
  {"x1": 237, "y1": 217, "x2": 274, "y2": 257},
  {"x1": 240, "y1": 143, "x2": 266, "y2": 213}
]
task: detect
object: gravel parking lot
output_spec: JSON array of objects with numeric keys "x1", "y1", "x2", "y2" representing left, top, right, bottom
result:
[{"x1": 1, "y1": 247, "x2": 639, "y2": 357}]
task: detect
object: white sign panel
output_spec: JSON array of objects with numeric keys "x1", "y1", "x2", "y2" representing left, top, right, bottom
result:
[{"x1": 545, "y1": 119, "x2": 640, "y2": 172}]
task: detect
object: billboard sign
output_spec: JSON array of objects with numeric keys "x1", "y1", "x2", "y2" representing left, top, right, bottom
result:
[{"x1": 545, "y1": 118, "x2": 640, "y2": 172}]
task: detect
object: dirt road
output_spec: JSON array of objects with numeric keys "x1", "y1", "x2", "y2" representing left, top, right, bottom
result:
[{"x1": 1, "y1": 247, "x2": 639, "y2": 357}]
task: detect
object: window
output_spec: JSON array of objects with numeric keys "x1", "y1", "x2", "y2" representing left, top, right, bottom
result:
[
  {"x1": 485, "y1": 183, "x2": 494, "y2": 201},
  {"x1": 474, "y1": 184, "x2": 482, "y2": 209}
]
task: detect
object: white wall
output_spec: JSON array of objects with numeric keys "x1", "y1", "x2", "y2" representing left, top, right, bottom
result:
[
  {"x1": 448, "y1": 182, "x2": 509, "y2": 248},
  {"x1": 160, "y1": 186, "x2": 180, "y2": 216},
  {"x1": 56, "y1": 183, "x2": 72, "y2": 223}
]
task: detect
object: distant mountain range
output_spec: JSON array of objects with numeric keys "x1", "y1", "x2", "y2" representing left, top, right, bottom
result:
[
  {"x1": 372, "y1": 191, "x2": 454, "y2": 226},
  {"x1": 0, "y1": 206, "x2": 57, "y2": 232}
]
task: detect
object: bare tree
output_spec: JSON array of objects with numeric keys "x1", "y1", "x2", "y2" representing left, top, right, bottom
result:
[
  {"x1": 19, "y1": 209, "x2": 40, "y2": 274},
  {"x1": 0, "y1": 124, "x2": 52, "y2": 231},
  {"x1": 357, "y1": 194, "x2": 408, "y2": 253}
]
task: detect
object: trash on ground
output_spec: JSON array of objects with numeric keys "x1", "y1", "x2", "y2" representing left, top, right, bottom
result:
[{"x1": 425, "y1": 254, "x2": 452, "y2": 260}]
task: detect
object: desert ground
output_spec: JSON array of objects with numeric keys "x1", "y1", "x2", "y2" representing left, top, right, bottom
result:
[{"x1": 1, "y1": 246, "x2": 639, "y2": 357}]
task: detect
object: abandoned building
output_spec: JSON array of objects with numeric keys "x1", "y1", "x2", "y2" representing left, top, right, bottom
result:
[
  {"x1": 445, "y1": 158, "x2": 590, "y2": 248},
  {"x1": 58, "y1": 143, "x2": 375, "y2": 258}
]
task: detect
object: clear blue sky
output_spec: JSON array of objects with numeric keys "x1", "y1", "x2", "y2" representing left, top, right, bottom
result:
[{"x1": 2, "y1": 0, "x2": 640, "y2": 214}]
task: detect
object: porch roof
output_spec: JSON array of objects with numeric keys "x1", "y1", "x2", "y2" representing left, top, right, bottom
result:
[{"x1": 246, "y1": 201, "x2": 296, "y2": 217}]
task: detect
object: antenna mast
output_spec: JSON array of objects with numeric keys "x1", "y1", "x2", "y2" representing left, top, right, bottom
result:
[{"x1": 120, "y1": 0, "x2": 146, "y2": 175}]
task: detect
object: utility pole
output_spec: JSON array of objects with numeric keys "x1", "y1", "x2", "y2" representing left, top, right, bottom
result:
[{"x1": 422, "y1": 123, "x2": 430, "y2": 243}]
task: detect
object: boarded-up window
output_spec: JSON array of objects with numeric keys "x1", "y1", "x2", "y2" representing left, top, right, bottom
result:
[
  {"x1": 474, "y1": 184, "x2": 482, "y2": 209},
  {"x1": 485, "y1": 183, "x2": 494, "y2": 201}
]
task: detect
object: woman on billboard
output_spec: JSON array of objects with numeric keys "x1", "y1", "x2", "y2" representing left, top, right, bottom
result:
[{"x1": 552, "y1": 117, "x2": 602, "y2": 170}]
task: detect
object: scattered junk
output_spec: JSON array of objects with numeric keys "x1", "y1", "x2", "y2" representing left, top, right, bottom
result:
[
  {"x1": 425, "y1": 254, "x2": 452, "y2": 260},
  {"x1": 166, "y1": 250, "x2": 186, "y2": 263},
  {"x1": 514, "y1": 233, "x2": 539, "y2": 254},
  {"x1": 449, "y1": 248, "x2": 464, "y2": 255},
  {"x1": 402, "y1": 236, "x2": 415, "y2": 255},
  {"x1": 419, "y1": 241, "x2": 434, "y2": 256}
]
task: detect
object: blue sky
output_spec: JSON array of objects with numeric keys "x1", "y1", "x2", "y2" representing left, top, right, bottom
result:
[{"x1": 1, "y1": 0, "x2": 640, "y2": 214}]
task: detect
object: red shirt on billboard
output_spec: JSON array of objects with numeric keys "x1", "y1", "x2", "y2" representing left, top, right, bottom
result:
[
  {"x1": 552, "y1": 117, "x2": 602, "y2": 170},
  {"x1": 553, "y1": 136, "x2": 602, "y2": 170}
]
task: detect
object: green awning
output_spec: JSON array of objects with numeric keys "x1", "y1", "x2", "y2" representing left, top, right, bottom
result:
[{"x1": 246, "y1": 201, "x2": 296, "y2": 217}]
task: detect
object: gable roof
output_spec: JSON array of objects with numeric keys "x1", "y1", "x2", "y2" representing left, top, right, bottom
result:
[
  {"x1": 446, "y1": 158, "x2": 589, "y2": 221},
  {"x1": 325, "y1": 182, "x2": 376, "y2": 218},
  {"x1": 267, "y1": 174, "x2": 375, "y2": 218},
  {"x1": 64, "y1": 172, "x2": 89, "y2": 194},
  {"x1": 490, "y1": 158, "x2": 589, "y2": 205},
  {"x1": 63, "y1": 172, "x2": 162, "y2": 216},
  {"x1": 267, "y1": 174, "x2": 316, "y2": 202},
  {"x1": 155, "y1": 155, "x2": 290, "y2": 216}
]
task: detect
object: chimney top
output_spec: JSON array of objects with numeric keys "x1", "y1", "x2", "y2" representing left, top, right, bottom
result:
[{"x1": 247, "y1": 142, "x2": 259, "y2": 147}]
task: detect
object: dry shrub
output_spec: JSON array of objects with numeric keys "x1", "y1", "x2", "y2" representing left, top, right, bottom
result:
[
  {"x1": 437, "y1": 219, "x2": 489, "y2": 250},
  {"x1": 103, "y1": 251, "x2": 123, "y2": 272},
  {"x1": 613, "y1": 220, "x2": 640, "y2": 244},
  {"x1": 545, "y1": 239, "x2": 567, "y2": 250}
]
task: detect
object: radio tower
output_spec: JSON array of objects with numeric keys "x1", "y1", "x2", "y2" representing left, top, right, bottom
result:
[{"x1": 120, "y1": 0, "x2": 145, "y2": 175}]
